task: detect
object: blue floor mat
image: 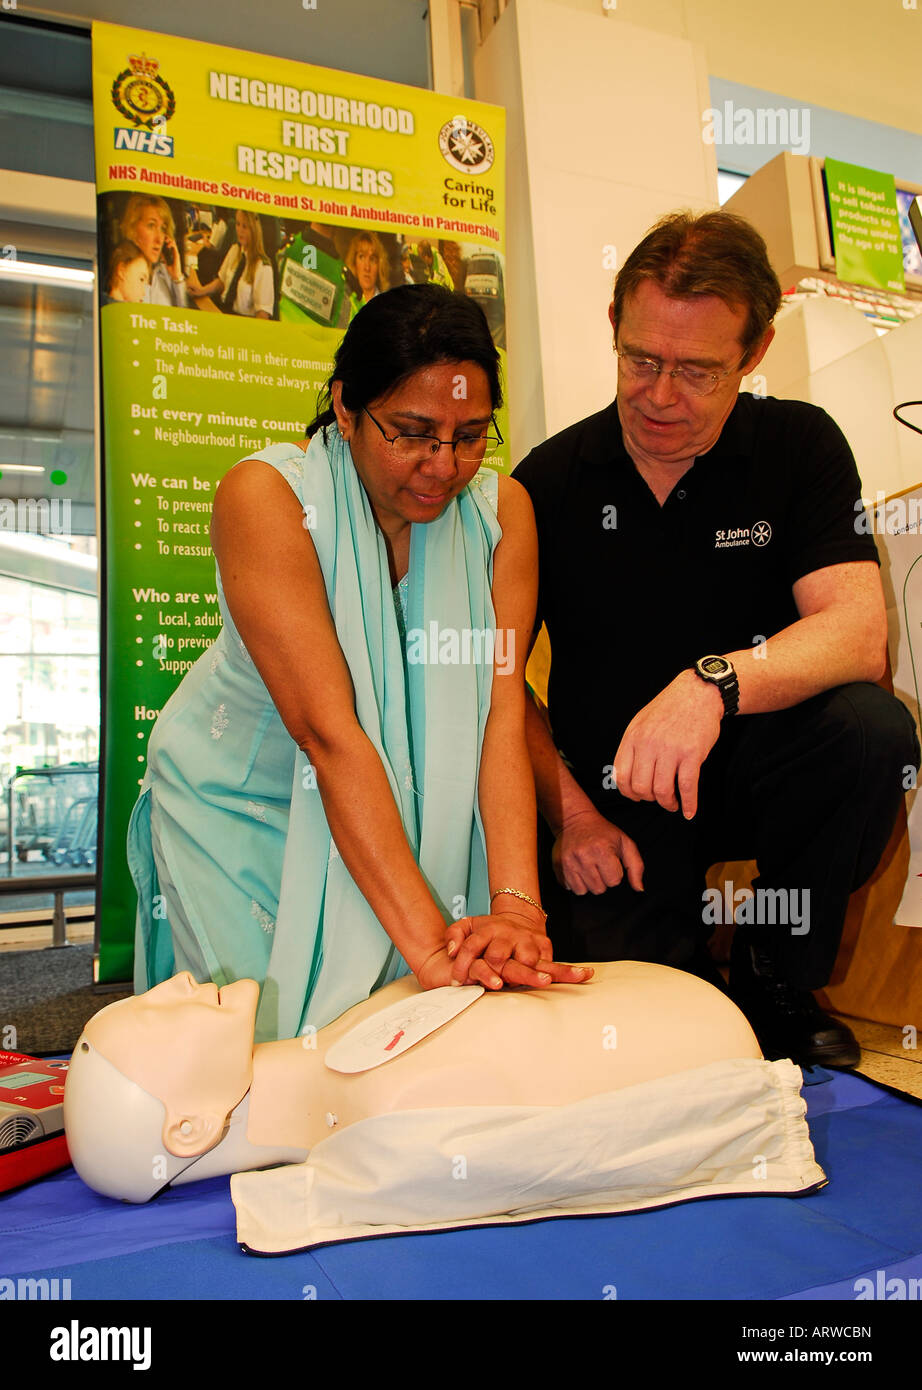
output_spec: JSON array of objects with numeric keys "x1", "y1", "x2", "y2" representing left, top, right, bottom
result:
[{"x1": 3, "y1": 1072, "x2": 919, "y2": 1300}]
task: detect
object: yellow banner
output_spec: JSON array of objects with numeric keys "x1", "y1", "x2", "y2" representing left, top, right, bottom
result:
[
  {"x1": 92, "y1": 22, "x2": 504, "y2": 247},
  {"x1": 92, "y1": 21, "x2": 508, "y2": 984}
]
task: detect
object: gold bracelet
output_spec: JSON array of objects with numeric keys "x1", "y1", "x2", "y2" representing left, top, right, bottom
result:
[{"x1": 489, "y1": 888, "x2": 547, "y2": 919}]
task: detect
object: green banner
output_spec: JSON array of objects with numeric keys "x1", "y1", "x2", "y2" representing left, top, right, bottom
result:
[
  {"x1": 824, "y1": 157, "x2": 905, "y2": 293},
  {"x1": 92, "y1": 21, "x2": 507, "y2": 982}
]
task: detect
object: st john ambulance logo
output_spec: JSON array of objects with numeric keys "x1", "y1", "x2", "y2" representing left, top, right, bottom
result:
[
  {"x1": 439, "y1": 116, "x2": 495, "y2": 176},
  {"x1": 714, "y1": 520, "x2": 773, "y2": 550},
  {"x1": 111, "y1": 51, "x2": 176, "y2": 131}
]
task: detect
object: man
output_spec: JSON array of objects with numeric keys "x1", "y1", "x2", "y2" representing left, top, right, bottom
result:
[
  {"x1": 514, "y1": 210, "x2": 919, "y2": 1068},
  {"x1": 187, "y1": 220, "x2": 222, "y2": 309}
]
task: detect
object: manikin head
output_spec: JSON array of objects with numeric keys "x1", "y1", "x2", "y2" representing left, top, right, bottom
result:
[{"x1": 64, "y1": 975, "x2": 260, "y2": 1201}]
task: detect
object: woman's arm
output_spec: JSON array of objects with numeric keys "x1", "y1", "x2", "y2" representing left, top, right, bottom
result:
[
  {"x1": 189, "y1": 246, "x2": 235, "y2": 302},
  {"x1": 163, "y1": 236, "x2": 185, "y2": 284},
  {"x1": 211, "y1": 458, "x2": 529, "y2": 991},
  {"x1": 187, "y1": 276, "x2": 223, "y2": 298},
  {"x1": 150, "y1": 259, "x2": 188, "y2": 308},
  {"x1": 447, "y1": 475, "x2": 591, "y2": 987},
  {"x1": 188, "y1": 245, "x2": 234, "y2": 300},
  {"x1": 252, "y1": 260, "x2": 274, "y2": 319}
]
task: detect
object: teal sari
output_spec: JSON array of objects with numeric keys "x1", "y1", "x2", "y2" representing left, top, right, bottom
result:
[{"x1": 129, "y1": 432, "x2": 501, "y2": 1041}]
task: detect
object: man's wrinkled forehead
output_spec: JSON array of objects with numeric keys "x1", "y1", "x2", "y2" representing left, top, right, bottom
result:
[
  {"x1": 612, "y1": 284, "x2": 749, "y2": 359},
  {"x1": 612, "y1": 283, "x2": 749, "y2": 332}
]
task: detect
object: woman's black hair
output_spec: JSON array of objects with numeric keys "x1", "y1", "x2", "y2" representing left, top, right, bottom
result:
[{"x1": 307, "y1": 283, "x2": 502, "y2": 437}]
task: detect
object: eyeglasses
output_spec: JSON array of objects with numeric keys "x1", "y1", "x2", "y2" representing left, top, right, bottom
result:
[
  {"x1": 362, "y1": 407, "x2": 503, "y2": 465},
  {"x1": 616, "y1": 350, "x2": 747, "y2": 397}
]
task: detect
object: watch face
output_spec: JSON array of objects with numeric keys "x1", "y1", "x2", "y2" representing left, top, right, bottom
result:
[{"x1": 700, "y1": 657, "x2": 729, "y2": 677}]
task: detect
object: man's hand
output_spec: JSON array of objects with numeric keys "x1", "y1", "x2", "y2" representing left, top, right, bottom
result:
[
  {"x1": 552, "y1": 807, "x2": 644, "y2": 895},
  {"x1": 614, "y1": 669, "x2": 723, "y2": 818},
  {"x1": 442, "y1": 913, "x2": 592, "y2": 988}
]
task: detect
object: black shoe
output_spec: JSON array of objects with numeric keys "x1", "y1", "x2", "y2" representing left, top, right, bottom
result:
[{"x1": 728, "y1": 939, "x2": 860, "y2": 1069}]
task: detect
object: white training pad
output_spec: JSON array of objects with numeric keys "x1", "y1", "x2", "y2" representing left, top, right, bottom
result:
[
  {"x1": 231, "y1": 1056, "x2": 825, "y2": 1252},
  {"x1": 323, "y1": 985, "x2": 485, "y2": 1073}
]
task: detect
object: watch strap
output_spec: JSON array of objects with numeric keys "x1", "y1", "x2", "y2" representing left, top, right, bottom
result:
[{"x1": 693, "y1": 656, "x2": 739, "y2": 717}]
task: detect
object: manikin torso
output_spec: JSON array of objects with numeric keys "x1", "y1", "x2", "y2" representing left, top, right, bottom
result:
[
  {"x1": 248, "y1": 961, "x2": 760, "y2": 1151},
  {"x1": 69, "y1": 962, "x2": 761, "y2": 1199}
]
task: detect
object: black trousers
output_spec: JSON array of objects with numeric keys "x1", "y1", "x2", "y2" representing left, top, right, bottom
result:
[{"x1": 539, "y1": 683, "x2": 920, "y2": 990}]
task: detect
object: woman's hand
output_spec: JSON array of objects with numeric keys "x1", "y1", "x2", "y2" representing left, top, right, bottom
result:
[
  {"x1": 162, "y1": 236, "x2": 184, "y2": 282},
  {"x1": 414, "y1": 932, "x2": 514, "y2": 993},
  {"x1": 415, "y1": 945, "x2": 474, "y2": 992},
  {"x1": 443, "y1": 912, "x2": 593, "y2": 989},
  {"x1": 187, "y1": 277, "x2": 221, "y2": 298}
]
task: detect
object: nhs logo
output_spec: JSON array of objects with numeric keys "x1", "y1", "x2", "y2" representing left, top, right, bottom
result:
[{"x1": 114, "y1": 128, "x2": 174, "y2": 157}]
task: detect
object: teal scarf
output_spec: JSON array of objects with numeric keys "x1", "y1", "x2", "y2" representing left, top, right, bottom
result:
[{"x1": 258, "y1": 431, "x2": 500, "y2": 1039}]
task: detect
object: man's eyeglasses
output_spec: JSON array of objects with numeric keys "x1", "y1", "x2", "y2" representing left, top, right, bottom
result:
[
  {"x1": 616, "y1": 350, "x2": 747, "y2": 398},
  {"x1": 362, "y1": 407, "x2": 503, "y2": 465}
]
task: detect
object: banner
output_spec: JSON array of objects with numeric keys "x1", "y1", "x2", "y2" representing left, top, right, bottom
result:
[
  {"x1": 92, "y1": 21, "x2": 507, "y2": 981},
  {"x1": 824, "y1": 157, "x2": 905, "y2": 294}
]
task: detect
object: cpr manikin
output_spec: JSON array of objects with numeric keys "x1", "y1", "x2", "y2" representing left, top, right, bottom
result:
[
  {"x1": 65, "y1": 962, "x2": 774, "y2": 1204},
  {"x1": 66, "y1": 964, "x2": 826, "y2": 1249}
]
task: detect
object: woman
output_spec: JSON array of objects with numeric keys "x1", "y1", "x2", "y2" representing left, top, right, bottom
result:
[
  {"x1": 188, "y1": 210, "x2": 274, "y2": 318},
  {"x1": 119, "y1": 194, "x2": 187, "y2": 308},
  {"x1": 344, "y1": 230, "x2": 389, "y2": 317},
  {"x1": 129, "y1": 286, "x2": 587, "y2": 1043}
]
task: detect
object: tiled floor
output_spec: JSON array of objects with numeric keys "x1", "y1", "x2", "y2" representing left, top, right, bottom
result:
[{"x1": 843, "y1": 1016, "x2": 922, "y2": 1098}]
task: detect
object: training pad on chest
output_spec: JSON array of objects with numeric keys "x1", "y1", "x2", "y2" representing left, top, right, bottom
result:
[{"x1": 323, "y1": 985, "x2": 485, "y2": 1073}]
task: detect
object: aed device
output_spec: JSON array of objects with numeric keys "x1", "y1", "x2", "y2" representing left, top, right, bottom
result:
[{"x1": 0, "y1": 1051, "x2": 71, "y2": 1192}]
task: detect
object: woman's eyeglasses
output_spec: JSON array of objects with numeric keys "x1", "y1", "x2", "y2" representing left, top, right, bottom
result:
[{"x1": 362, "y1": 407, "x2": 503, "y2": 465}]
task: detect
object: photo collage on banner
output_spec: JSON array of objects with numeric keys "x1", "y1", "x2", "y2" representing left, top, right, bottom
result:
[{"x1": 92, "y1": 22, "x2": 507, "y2": 980}]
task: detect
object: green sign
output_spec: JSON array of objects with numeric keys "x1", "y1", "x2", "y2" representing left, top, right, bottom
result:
[{"x1": 825, "y1": 157, "x2": 904, "y2": 293}]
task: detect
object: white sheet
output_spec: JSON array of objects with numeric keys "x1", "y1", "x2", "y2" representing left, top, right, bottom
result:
[{"x1": 231, "y1": 1057, "x2": 825, "y2": 1252}]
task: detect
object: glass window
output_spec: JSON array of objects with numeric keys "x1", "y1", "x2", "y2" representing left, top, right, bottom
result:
[{"x1": 0, "y1": 254, "x2": 98, "y2": 908}]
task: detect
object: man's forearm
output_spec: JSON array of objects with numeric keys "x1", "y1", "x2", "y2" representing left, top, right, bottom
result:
[
  {"x1": 725, "y1": 605, "x2": 886, "y2": 717},
  {"x1": 524, "y1": 695, "x2": 598, "y2": 838}
]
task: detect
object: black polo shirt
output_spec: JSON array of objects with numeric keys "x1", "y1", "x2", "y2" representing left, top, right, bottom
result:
[{"x1": 514, "y1": 393, "x2": 879, "y2": 802}]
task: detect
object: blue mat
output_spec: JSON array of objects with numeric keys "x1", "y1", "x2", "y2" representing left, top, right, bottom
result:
[{"x1": 2, "y1": 1071, "x2": 920, "y2": 1300}]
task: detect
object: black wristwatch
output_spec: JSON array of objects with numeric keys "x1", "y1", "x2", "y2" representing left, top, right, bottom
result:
[{"x1": 692, "y1": 655, "x2": 739, "y2": 717}]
